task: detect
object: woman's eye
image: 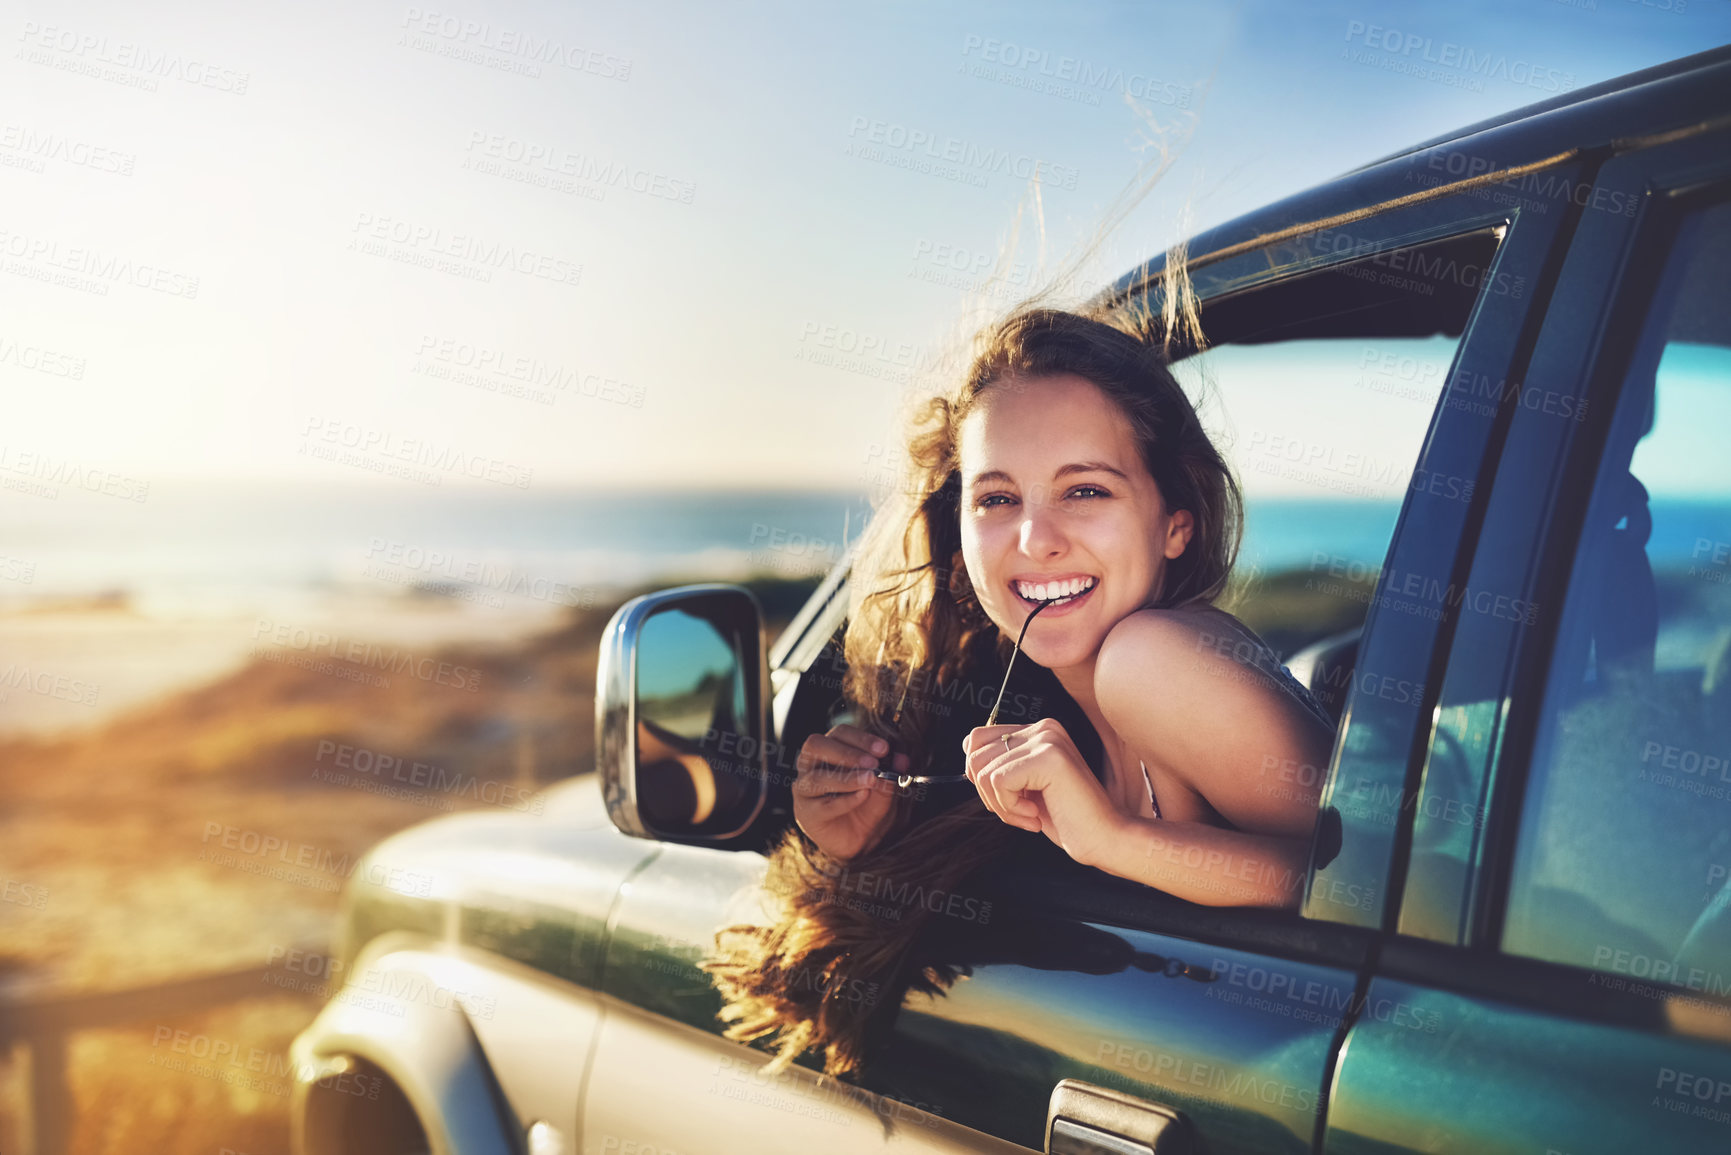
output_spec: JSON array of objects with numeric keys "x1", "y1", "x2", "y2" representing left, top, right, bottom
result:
[
  {"x1": 977, "y1": 493, "x2": 1014, "y2": 509},
  {"x1": 1069, "y1": 485, "x2": 1109, "y2": 499}
]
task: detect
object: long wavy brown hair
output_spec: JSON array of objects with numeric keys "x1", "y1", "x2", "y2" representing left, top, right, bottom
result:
[{"x1": 701, "y1": 292, "x2": 1242, "y2": 1079}]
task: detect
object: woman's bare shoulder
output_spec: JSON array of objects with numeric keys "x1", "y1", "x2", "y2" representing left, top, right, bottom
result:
[
  {"x1": 1093, "y1": 603, "x2": 1292, "y2": 740},
  {"x1": 1096, "y1": 603, "x2": 1238, "y2": 671}
]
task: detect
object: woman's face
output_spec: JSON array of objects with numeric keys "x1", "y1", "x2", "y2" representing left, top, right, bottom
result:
[{"x1": 957, "y1": 372, "x2": 1194, "y2": 674}]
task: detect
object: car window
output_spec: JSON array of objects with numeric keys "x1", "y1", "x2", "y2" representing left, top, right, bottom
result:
[
  {"x1": 1172, "y1": 332, "x2": 1457, "y2": 657},
  {"x1": 1167, "y1": 231, "x2": 1502, "y2": 721},
  {"x1": 1502, "y1": 195, "x2": 1731, "y2": 990}
]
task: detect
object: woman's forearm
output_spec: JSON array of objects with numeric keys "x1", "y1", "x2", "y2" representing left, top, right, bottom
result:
[{"x1": 1083, "y1": 814, "x2": 1312, "y2": 909}]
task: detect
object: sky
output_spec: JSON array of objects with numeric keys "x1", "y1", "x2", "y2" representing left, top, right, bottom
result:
[{"x1": 2, "y1": 0, "x2": 1727, "y2": 493}]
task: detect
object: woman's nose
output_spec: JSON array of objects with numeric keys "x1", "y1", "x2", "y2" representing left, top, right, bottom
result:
[{"x1": 1017, "y1": 492, "x2": 1068, "y2": 557}]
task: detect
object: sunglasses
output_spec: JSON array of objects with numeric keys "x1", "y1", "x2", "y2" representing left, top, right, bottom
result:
[{"x1": 873, "y1": 596, "x2": 1057, "y2": 788}]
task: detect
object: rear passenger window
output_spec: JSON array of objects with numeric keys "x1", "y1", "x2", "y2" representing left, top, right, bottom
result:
[{"x1": 1502, "y1": 196, "x2": 1731, "y2": 991}]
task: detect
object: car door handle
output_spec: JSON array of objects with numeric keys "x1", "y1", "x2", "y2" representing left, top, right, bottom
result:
[{"x1": 1046, "y1": 1079, "x2": 1193, "y2": 1155}]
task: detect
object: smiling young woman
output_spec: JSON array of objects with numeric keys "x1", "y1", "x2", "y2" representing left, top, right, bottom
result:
[
  {"x1": 704, "y1": 304, "x2": 1337, "y2": 1079},
  {"x1": 954, "y1": 363, "x2": 1336, "y2": 904}
]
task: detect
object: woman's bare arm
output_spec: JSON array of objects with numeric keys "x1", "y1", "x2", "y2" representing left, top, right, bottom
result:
[
  {"x1": 1086, "y1": 608, "x2": 1337, "y2": 908},
  {"x1": 1080, "y1": 815, "x2": 1313, "y2": 908}
]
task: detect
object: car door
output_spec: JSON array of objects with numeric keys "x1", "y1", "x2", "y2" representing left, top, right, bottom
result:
[
  {"x1": 580, "y1": 149, "x2": 1581, "y2": 1155},
  {"x1": 1323, "y1": 123, "x2": 1731, "y2": 1155}
]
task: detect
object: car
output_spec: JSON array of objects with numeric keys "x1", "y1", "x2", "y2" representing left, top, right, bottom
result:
[{"x1": 288, "y1": 45, "x2": 1731, "y2": 1155}]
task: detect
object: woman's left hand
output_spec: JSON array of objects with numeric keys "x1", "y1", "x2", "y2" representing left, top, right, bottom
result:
[{"x1": 963, "y1": 718, "x2": 1126, "y2": 868}]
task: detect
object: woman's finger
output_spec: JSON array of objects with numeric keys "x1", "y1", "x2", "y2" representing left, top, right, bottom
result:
[
  {"x1": 961, "y1": 724, "x2": 1022, "y2": 761},
  {"x1": 981, "y1": 739, "x2": 1049, "y2": 832},
  {"x1": 972, "y1": 745, "x2": 1022, "y2": 825},
  {"x1": 792, "y1": 765, "x2": 873, "y2": 797},
  {"x1": 799, "y1": 734, "x2": 883, "y2": 775},
  {"x1": 826, "y1": 723, "x2": 890, "y2": 757}
]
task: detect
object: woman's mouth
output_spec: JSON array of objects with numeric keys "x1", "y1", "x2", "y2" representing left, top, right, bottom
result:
[{"x1": 1010, "y1": 575, "x2": 1098, "y2": 616}]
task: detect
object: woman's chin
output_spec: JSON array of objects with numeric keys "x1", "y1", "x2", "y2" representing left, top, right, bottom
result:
[{"x1": 998, "y1": 630, "x2": 1099, "y2": 674}]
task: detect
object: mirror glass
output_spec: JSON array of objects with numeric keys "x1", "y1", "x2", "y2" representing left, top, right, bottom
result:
[{"x1": 633, "y1": 599, "x2": 762, "y2": 837}]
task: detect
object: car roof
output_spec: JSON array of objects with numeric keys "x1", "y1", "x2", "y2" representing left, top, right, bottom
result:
[{"x1": 1103, "y1": 45, "x2": 1731, "y2": 306}]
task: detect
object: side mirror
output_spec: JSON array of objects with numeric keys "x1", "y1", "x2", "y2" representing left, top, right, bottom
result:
[{"x1": 595, "y1": 583, "x2": 770, "y2": 843}]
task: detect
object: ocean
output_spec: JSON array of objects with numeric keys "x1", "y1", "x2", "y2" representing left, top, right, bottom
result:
[{"x1": 0, "y1": 481, "x2": 1722, "y2": 617}]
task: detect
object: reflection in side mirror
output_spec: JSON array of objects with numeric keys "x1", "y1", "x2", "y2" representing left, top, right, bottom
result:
[{"x1": 596, "y1": 584, "x2": 769, "y2": 843}]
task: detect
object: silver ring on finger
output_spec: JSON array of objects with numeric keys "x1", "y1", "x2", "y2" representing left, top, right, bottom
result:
[{"x1": 1001, "y1": 733, "x2": 1014, "y2": 754}]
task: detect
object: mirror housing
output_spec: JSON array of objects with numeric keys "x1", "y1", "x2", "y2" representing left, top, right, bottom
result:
[{"x1": 595, "y1": 583, "x2": 770, "y2": 844}]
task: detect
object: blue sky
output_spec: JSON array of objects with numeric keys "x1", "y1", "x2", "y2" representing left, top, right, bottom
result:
[{"x1": 1, "y1": 0, "x2": 1726, "y2": 492}]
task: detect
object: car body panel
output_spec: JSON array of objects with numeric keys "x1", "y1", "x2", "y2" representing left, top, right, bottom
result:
[
  {"x1": 582, "y1": 996, "x2": 1032, "y2": 1155},
  {"x1": 1323, "y1": 978, "x2": 1731, "y2": 1154}
]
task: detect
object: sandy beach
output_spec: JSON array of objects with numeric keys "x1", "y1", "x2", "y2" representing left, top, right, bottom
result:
[{"x1": 0, "y1": 572, "x2": 818, "y2": 1154}]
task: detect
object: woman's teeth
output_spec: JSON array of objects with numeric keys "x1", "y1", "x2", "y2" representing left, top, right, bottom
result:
[{"x1": 1015, "y1": 577, "x2": 1097, "y2": 605}]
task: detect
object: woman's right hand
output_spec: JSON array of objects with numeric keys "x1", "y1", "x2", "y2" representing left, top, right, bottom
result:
[{"x1": 792, "y1": 723, "x2": 907, "y2": 861}]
